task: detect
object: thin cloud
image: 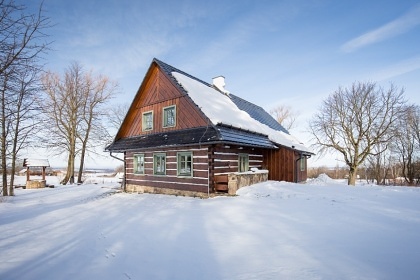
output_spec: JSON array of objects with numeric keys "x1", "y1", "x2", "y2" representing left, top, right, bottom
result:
[
  {"x1": 371, "y1": 55, "x2": 420, "y2": 81},
  {"x1": 341, "y1": 4, "x2": 420, "y2": 53}
]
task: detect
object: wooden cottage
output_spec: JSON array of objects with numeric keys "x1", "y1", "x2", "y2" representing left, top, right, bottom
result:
[{"x1": 106, "y1": 58, "x2": 313, "y2": 197}]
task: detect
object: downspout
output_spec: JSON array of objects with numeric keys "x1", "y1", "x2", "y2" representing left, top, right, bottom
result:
[
  {"x1": 295, "y1": 150, "x2": 302, "y2": 183},
  {"x1": 295, "y1": 153, "x2": 311, "y2": 183},
  {"x1": 110, "y1": 152, "x2": 126, "y2": 191}
]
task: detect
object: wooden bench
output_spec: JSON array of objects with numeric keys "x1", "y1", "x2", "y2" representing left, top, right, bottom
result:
[{"x1": 214, "y1": 175, "x2": 229, "y2": 192}]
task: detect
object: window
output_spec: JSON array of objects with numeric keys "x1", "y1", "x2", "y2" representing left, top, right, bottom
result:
[
  {"x1": 133, "y1": 154, "x2": 145, "y2": 174},
  {"x1": 153, "y1": 153, "x2": 166, "y2": 175},
  {"x1": 142, "y1": 111, "x2": 153, "y2": 131},
  {"x1": 300, "y1": 157, "x2": 306, "y2": 171},
  {"x1": 238, "y1": 154, "x2": 249, "y2": 172},
  {"x1": 177, "y1": 152, "x2": 192, "y2": 177},
  {"x1": 163, "y1": 105, "x2": 176, "y2": 128}
]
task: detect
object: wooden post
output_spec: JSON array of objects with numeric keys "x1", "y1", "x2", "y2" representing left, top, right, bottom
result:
[
  {"x1": 26, "y1": 167, "x2": 30, "y2": 182},
  {"x1": 42, "y1": 166, "x2": 46, "y2": 180}
]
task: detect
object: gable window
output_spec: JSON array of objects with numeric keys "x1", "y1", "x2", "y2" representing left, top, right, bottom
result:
[
  {"x1": 177, "y1": 152, "x2": 192, "y2": 177},
  {"x1": 163, "y1": 105, "x2": 176, "y2": 128},
  {"x1": 133, "y1": 154, "x2": 145, "y2": 174},
  {"x1": 142, "y1": 111, "x2": 153, "y2": 131},
  {"x1": 153, "y1": 153, "x2": 166, "y2": 175},
  {"x1": 238, "y1": 154, "x2": 249, "y2": 172}
]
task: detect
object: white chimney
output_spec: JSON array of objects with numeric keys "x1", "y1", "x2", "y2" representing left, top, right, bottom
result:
[{"x1": 212, "y1": 76, "x2": 230, "y2": 95}]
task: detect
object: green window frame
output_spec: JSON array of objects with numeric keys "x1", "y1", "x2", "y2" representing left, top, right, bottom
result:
[
  {"x1": 177, "y1": 152, "x2": 193, "y2": 177},
  {"x1": 153, "y1": 153, "x2": 166, "y2": 175},
  {"x1": 163, "y1": 105, "x2": 176, "y2": 128},
  {"x1": 142, "y1": 111, "x2": 153, "y2": 131},
  {"x1": 133, "y1": 154, "x2": 145, "y2": 174},
  {"x1": 238, "y1": 153, "x2": 249, "y2": 172}
]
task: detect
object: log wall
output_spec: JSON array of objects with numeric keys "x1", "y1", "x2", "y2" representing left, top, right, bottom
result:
[
  {"x1": 210, "y1": 145, "x2": 264, "y2": 175},
  {"x1": 125, "y1": 146, "x2": 210, "y2": 193}
]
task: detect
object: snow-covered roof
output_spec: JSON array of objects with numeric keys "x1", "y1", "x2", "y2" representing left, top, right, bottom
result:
[
  {"x1": 23, "y1": 158, "x2": 50, "y2": 167},
  {"x1": 171, "y1": 72, "x2": 312, "y2": 153}
]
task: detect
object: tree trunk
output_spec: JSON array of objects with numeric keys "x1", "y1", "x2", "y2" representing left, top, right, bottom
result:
[
  {"x1": 1, "y1": 87, "x2": 8, "y2": 196},
  {"x1": 61, "y1": 154, "x2": 71, "y2": 185},
  {"x1": 77, "y1": 144, "x2": 86, "y2": 184},
  {"x1": 69, "y1": 156, "x2": 74, "y2": 184},
  {"x1": 348, "y1": 166, "x2": 358, "y2": 186},
  {"x1": 61, "y1": 148, "x2": 75, "y2": 185},
  {"x1": 1, "y1": 154, "x2": 7, "y2": 196},
  {"x1": 9, "y1": 156, "x2": 15, "y2": 196}
]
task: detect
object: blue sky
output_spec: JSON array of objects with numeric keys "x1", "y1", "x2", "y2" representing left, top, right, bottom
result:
[{"x1": 27, "y1": 0, "x2": 420, "y2": 167}]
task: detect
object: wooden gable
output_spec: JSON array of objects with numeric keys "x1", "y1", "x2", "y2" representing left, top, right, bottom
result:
[{"x1": 116, "y1": 62, "x2": 209, "y2": 139}]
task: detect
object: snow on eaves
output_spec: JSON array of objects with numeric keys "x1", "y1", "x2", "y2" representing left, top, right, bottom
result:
[{"x1": 172, "y1": 72, "x2": 312, "y2": 153}]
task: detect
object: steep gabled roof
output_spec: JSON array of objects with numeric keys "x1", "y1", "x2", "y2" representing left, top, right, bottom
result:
[
  {"x1": 169, "y1": 69, "x2": 311, "y2": 153},
  {"x1": 155, "y1": 58, "x2": 289, "y2": 134},
  {"x1": 229, "y1": 94, "x2": 290, "y2": 134},
  {"x1": 107, "y1": 58, "x2": 312, "y2": 154}
]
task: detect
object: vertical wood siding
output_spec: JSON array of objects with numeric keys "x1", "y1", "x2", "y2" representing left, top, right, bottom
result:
[{"x1": 262, "y1": 147, "x2": 297, "y2": 182}]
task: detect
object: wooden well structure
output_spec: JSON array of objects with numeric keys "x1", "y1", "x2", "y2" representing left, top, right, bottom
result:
[{"x1": 23, "y1": 158, "x2": 50, "y2": 189}]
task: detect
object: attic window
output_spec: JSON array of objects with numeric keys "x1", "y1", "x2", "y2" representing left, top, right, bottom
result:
[
  {"x1": 163, "y1": 105, "x2": 176, "y2": 128},
  {"x1": 142, "y1": 111, "x2": 153, "y2": 131}
]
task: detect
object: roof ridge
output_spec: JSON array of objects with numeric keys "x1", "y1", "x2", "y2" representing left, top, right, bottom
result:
[{"x1": 153, "y1": 58, "x2": 212, "y2": 87}]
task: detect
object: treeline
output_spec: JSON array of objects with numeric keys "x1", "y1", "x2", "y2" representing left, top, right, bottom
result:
[{"x1": 309, "y1": 159, "x2": 420, "y2": 186}]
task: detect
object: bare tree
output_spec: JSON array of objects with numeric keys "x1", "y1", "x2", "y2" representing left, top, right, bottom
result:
[
  {"x1": 308, "y1": 82, "x2": 406, "y2": 185},
  {"x1": 41, "y1": 66, "x2": 81, "y2": 184},
  {"x1": 392, "y1": 105, "x2": 420, "y2": 185},
  {"x1": 365, "y1": 142, "x2": 395, "y2": 185},
  {"x1": 76, "y1": 72, "x2": 117, "y2": 184},
  {"x1": 108, "y1": 103, "x2": 129, "y2": 132},
  {"x1": 269, "y1": 105, "x2": 297, "y2": 131},
  {"x1": 41, "y1": 62, "x2": 116, "y2": 185},
  {"x1": 8, "y1": 64, "x2": 41, "y2": 195},
  {"x1": 0, "y1": 0, "x2": 50, "y2": 196}
]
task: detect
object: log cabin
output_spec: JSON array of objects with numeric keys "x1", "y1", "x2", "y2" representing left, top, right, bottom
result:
[{"x1": 106, "y1": 58, "x2": 313, "y2": 197}]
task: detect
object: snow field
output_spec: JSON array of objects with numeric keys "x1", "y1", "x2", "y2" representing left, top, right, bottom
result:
[{"x1": 0, "y1": 178, "x2": 419, "y2": 279}]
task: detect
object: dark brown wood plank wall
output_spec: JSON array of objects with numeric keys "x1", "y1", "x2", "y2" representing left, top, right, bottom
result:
[
  {"x1": 297, "y1": 157, "x2": 308, "y2": 182},
  {"x1": 118, "y1": 63, "x2": 209, "y2": 138},
  {"x1": 262, "y1": 147, "x2": 296, "y2": 182}
]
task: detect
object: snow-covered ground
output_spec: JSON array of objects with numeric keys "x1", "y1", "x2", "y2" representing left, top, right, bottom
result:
[{"x1": 1, "y1": 176, "x2": 419, "y2": 280}]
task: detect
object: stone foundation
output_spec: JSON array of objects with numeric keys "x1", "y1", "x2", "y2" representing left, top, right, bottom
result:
[
  {"x1": 227, "y1": 171, "x2": 269, "y2": 195},
  {"x1": 26, "y1": 180, "x2": 46, "y2": 189},
  {"x1": 125, "y1": 170, "x2": 268, "y2": 198},
  {"x1": 125, "y1": 184, "x2": 210, "y2": 198}
]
